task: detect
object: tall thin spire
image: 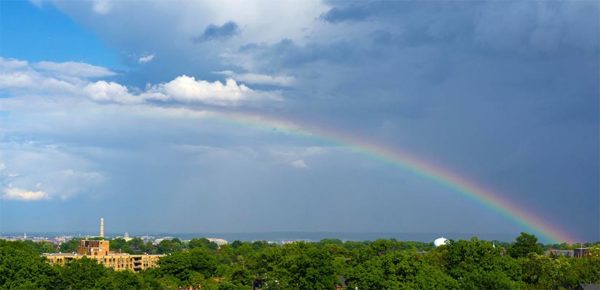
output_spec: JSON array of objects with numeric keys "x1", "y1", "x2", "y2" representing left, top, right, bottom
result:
[{"x1": 100, "y1": 217, "x2": 104, "y2": 238}]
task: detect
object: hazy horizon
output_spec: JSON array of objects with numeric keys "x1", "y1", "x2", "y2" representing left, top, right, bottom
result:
[{"x1": 0, "y1": 230, "x2": 528, "y2": 244}]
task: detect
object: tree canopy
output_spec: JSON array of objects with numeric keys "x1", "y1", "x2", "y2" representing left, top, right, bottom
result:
[{"x1": 0, "y1": 234, "x2": 598, "y2": 289}]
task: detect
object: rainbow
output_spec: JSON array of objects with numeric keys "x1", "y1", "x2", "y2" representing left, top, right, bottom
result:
[{"x1": 204, "y1": 110, "x2": 577, "y2": 244}]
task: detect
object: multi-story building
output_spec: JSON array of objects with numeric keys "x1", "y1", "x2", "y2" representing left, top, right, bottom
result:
[{"x1": 43, "y1": 218, "x2": 163, "y2": 272}]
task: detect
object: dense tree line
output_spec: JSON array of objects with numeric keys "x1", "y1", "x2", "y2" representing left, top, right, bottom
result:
[
  {"x1": 0, "y1": 233, "x2": 599, "y2": 289},
  {"x1": 57, "y1": 237, "x2": 192, "y2": 255}
]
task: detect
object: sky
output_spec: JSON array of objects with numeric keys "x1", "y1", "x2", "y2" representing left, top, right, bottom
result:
[{"x1": 0, "y1": 0, "x2": 598, "y2": 243}]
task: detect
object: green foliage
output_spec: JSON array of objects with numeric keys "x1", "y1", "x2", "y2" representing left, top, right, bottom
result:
[
  {"x1": 346, "y1": 248, "x2": 457, "y2": 289},
  {"x1": 59, "y1": 238, "x2": 81, "y2": 253},
  {"x1": 189, "y1": 238, "x2": 219, "y2": 250},
  {"x1": 157, "y1": 251, "x2": 194, "y2": 282},
  {"x1": 108, "y1": 238, "x2": 131, "y2": 254},
  {"x1": 520, "y1": 254, "x2": 577, "y2": 289},
  {"x1": 1, "y1": 233, "x2": 599, "y2": 289},
  {"x1": 509, "y1": 232, "x2": 543, "y2": 258},
  {"x1": 0, "y1": 240, "x2": 59, "y2": 289},
  {"x1": 272, "y1": 242, "x2": 337, "y2": 289},
  {"x1": 573, "y1": 256, "x2": 600, "y2": 284},
  {"x1": 95, "y1": 270, "x2": 144, "y2": 289},
  {"x1": 20, "y1": 240, "x2": 57, "y2": 254},
  {"x1": 128, "y1": 238, "x2": 151, "y2": 254},
  {"x1": 157, "y1": 238, "x2": 184, "y2": 254},
  {"x1": 443, "y1": 237, "x2": 523, "y2": 289},
  {"x1": 60, "y1": 257, "x2": 109, "y2": 289}
]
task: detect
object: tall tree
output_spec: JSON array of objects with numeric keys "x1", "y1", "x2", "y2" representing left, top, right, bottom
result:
[{"x1": 509, "y1": 232, "x2": 543, "y2": 258}]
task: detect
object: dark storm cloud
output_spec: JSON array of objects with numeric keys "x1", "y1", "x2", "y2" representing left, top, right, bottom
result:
[
  {"x1": 237, "y1": 0, "x2": 600, "y2": 240},
  {"x1": 194, "y1": 21, "x2": 240, "y2": 42},
  {"x1": 240, "y1": 38, "x2": 361, "y2": 69}
]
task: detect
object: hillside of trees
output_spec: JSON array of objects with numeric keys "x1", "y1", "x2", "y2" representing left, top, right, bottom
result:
[{"x1": 1, "y1": 233, "x2": 599, "y2": 289}]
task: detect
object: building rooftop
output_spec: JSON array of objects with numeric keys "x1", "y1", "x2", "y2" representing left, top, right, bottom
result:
[{"x1": 43, "y1": 252, "x2": 159, "y2": 257}]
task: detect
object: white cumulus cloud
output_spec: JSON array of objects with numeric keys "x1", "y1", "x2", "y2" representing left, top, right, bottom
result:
[
  {"x1": 2, "y1": 187, "x2": 49, "y2": 201},
  {"x1": 84, "y1": 81, "x2": 142, "y2": 104},
  {"x1": 144, "y1": 75, "x2": 281, "y2": 106},
  {"x1": 1, "y1": 57, "x2": 281, "y2": 107}
]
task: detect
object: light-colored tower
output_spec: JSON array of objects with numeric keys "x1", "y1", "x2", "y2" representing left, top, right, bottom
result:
[{"x1": 100, "y1": 217, "x2": 105, "y2": 238}]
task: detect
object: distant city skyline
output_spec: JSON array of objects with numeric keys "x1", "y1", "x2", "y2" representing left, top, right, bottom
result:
[{"x1": 0, "y1": 0, "x2": 598, "y2": 242}]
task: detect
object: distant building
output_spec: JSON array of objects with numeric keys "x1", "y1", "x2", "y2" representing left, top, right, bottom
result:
[
  {"x1": 43, "y1": 218, "x2": 163, "y2": 272},
  {"x1": 547, "y1": 249, "x2": 574, "y2": 257},
  {"x1": 574, "y1": 247, "x2": 591, "y2": 258}
]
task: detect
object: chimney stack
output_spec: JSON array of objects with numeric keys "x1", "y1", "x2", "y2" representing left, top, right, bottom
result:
[{"x1": 100, "y1": 217, "x2": 104, "y2": 238}]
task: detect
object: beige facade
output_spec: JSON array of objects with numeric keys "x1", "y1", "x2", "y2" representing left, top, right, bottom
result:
[
  {"x1": 77, "y1": 240, "x2": 110, "y2": 256},
  {"x1": 44, "y1": 240, "x2": 163, "y2": 272}
]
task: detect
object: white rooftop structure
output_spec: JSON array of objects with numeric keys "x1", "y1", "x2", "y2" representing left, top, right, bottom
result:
[{"x1": 434, "y1": 237, "x2": 449, "y2": 247}]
